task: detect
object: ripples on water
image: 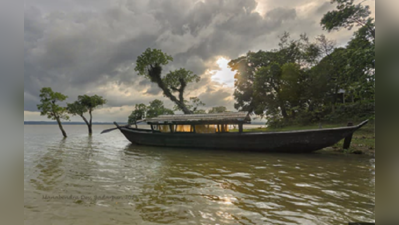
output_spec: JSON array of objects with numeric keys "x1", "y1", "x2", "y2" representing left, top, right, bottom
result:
[{"x1": 24, "y1": 125, "x2": 375, "y2": 224}]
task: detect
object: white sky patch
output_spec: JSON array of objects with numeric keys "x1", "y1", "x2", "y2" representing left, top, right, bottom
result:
[
  {"x1": 253, "y1": 0, "x2": 268, "y2": 17},
  {"x1": 210, "y1": 57, "x2": 235, "y2": 88},
  {"x1": 24, "y1": 111, "x2": 45, "y2": 121}
]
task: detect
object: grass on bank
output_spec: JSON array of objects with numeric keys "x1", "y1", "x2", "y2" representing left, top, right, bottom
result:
[{"x1": 231, "y1": 120, "x2": 375, "y2": 155}]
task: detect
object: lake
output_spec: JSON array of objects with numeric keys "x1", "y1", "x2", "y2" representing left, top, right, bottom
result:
[{"x1": 24, "y1": 124, "x2": 375, "y2": 224}]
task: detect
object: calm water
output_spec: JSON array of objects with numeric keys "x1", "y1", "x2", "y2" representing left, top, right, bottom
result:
[{"x1": 24, "y1": 125, "x2": 375, "y2": 224}]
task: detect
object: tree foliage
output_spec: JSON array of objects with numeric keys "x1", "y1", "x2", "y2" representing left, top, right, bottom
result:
[
  {"x1": 230, "y1": 33, "x2": 315, "y2": 120},
  {"x1": 128, "y1": 103, "x2": 147, "y2": 125},
  {"x1": 37, "y1": 87, "x2": 69, "y2": 137},
  {"x1": 146, "y1": 99, "x2": 174, "y2": 118},
  {"x1": 173, "y1": 97, "x2": 205, "y2": 114},
  {"x1": 127, "y1": 99, "x2": 174, "y2": 125},
  {"x1": 67, "y1": 94, "x2": 106, "y2": 134},
  {"x1": 135, "y1": 48, "x2": 200, "y2": 114},
  {"x1": 321, "y1": 0, "x2": 375, "y2": 39},
  {"x1": 208, "y1": 106, "x2": 227, "y2": 114},
  {"x1": 229, "y1": 30, "x2": 374, "y2": 127}
]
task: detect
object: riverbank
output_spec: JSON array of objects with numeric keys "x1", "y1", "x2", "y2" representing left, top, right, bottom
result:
[{"x1": 235, "y1": 121, "x2": 375, "y2": 156}]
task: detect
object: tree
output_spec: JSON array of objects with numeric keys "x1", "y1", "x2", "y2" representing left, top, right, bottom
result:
[
  {"x1": 128, "y1": 104, "x2": 147, "y2": 127},
  {"x1": 208, "y1": 106, "x2": 227, "y2": 114},
  {"x1": 135, "y1": 48, "x2": 200, "y2": 114},
  {"x1": 146, "y1": 99, "x2": 174, "y2": 118},
  {"x1": 228, "y1": 54, "x2": 256, "y2": 114},
  {"x1": 194, "y1": 109, "x2": 207, "y2": 114},
  {"x1": 321, "y1": 0, "x2": 375, "y2": 40},
  {"x1": 173, "y1": 97, "x2": 206, "y2": 114},
  {"x1": 343, "y1": 25, "x2": 375, "y2": 102},
  {"x1": 67, "y1": 95, "x2": 106, "y2": 135},
  {"x1": 37, "y1": 87, "x2": 69, "y2": 138},
  {"x1": 230, "y1": 33, "x2": 316, "y2": 121}
]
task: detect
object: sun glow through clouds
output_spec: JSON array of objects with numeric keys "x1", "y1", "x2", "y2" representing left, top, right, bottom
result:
[{"x1": 210, "y1": 57, "x2": 235, "y2": 87}]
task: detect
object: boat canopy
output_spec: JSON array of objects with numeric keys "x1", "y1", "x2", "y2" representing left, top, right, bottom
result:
[
  {"x1": 157, "y1": 124, "x2": 229, "y2": 133},
  {"x1": 145, "y1": 112, "x2": 251, "y2": 125}
]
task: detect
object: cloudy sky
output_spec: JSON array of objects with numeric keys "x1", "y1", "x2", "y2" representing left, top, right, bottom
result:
[{"x1": 24, "y1": 0, "x2": 375, "y2": 122}]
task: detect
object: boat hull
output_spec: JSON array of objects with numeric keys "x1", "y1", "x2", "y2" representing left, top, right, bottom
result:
[{"x1": 116, "y1": 121, "x2": 368, "y2": 153}]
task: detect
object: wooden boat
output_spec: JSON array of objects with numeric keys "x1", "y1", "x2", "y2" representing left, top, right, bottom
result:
[{"x1": 112, "y1": 112, "x2": 368, "y2": 153}]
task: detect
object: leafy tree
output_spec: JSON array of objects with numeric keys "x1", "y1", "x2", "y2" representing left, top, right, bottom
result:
[
  {"x1": 308, "y1": 47, "x2": 348, "y2": 111},
  {"x1": 135, "y1": 48, "x2": 200, "y2": 114},
  {"x1": 37, "y1": 87, "x2": 69, "y2": 138},
  {"x1": 228, "y1": 54, "x2": 256, "y2": 114},
  {"x1": 146, "y1": 99, "x2": 174, "y2": 118},
  {"x1": 230, "y1": 33, "x2": 317, "y2": 121},
  {"x1": 194, "y1": 109, "x2": 207, "y2": 114},
  {"x1": 67, "y1": 95, "x2": 106, "y2": 135},
  {"x1": 128, "y1": 103, "x2": 147, "y2": 126},
  {"x1": 345, "y1": 24, "x2": 375, "y2": 102},
  {"x1": 173, "y1": 97, "x2": 205, "y2": 114},
  {"x1": 208, "y1": 106, "x2": 227, "y2": 114},
  {"x1": 321, "y1": 0, "x2": 375, "y2": 39}
]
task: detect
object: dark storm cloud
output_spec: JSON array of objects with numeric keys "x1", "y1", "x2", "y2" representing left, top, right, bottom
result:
[{"x1": 24, "y1": 0, "x2": 352, "y2": 116}]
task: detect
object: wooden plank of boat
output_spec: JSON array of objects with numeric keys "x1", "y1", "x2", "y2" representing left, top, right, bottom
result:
[{"x1": 112, "y1": 119, "x2": 368, "y2": 153}]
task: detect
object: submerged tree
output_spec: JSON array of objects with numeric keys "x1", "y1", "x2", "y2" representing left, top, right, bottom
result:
[
  {"x1": 37, "y1": 87, "x2": 69, "y2": 138},
  {"x1": 135, "y1": 48, "x2": 200, "y2": 114},
  {"x1": 67, "y1": 95, "x2": 106, "y2": 135}
]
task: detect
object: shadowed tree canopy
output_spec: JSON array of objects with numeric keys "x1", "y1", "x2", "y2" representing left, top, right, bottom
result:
[
  {"x1": 173, "y1": 96, "x2": 205, "y2": 114},
  {"x1": 128, "y1": 103, "x2": 147, "y2": 126},
  {"x1": 208, "y1": 106, "x2": 227, "y2": 114},
  {"x1": 146, "y1": 99, "x2": 174, "y2": 118},
  {"x1": 127, "y1": 100, "x2": 174, "y2": 127},
  {"x1": 321, "y1": 0, "x2": 375, "y2": 40},
  {"x1": 230, "y1": 30, "x2": 374, "y2": 127},
  {"x1": 37, "y1": 87, "x2": 69, "y2": 138},
  {"x1": 135, "y1": 48, "x2": 200, "y2": 114},
  {"x1": 230, "y1": 33, "x2": 315, "y2": 119},
  {"x1": 228, "y1": 54, "x2": 255, "y2": 114},
  {"x1": 67, "y1": 95, "x2": 106, "y2": 135}
]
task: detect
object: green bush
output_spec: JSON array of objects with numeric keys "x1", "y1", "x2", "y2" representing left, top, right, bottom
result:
[
  {"x1": 265, "y1": 101, "x2": 374, "y2": 128},
  {"x1": 323, "y1": 101, "x2": 374, "y2": 123}
]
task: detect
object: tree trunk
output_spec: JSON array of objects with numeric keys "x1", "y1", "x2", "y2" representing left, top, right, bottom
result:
[
  {"x1": 80, "y1": 115, "x2": 92, "y2": 135},
  {"x1": 56, "y1": 117, "x2": 67, "y2": 138},
  {"x1": 332, "y1": 86, "x2": 339, "y2": 112},
  {"x1": 280, "y1": 104, "x2": 288, "y2": 119},
  {"x1": 149, "y1": 65, "x2": 193, "y2": 114},
  {"x1": 154, "y1": 76, "x2": 192, "y2": 114},
  {"x1": 89, "y1": 110, "x2": 93, "y2": 135}
]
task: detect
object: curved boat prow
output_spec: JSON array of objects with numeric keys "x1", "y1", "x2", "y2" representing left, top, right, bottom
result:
[
  {"x1": 100, "y1": 122, "x2": 123, "y2": 134},
  {"x1": 355, "y1": 120, "x2": 369, "y2": 129},
  {"x1": 113, "y1": 121, "x2": 121, "y2": 130}
]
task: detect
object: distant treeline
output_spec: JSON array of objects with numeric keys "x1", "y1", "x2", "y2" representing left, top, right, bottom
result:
[{"x1": 24, "y1": 121, "x2": 122, "y2": 125}]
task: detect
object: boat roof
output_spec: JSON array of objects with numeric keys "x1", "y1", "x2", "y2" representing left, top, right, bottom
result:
[{"x1": 146, "y1": 112, "x2": 251, "y2": 125}]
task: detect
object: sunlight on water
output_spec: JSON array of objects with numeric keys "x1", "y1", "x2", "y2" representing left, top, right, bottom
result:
[{"x1": 24, "y1": 125, "x2": 375, "y2": 224}]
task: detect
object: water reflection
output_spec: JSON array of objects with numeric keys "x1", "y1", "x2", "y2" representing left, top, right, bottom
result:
[
  {"x1": 24, "y1": 125, "x2": 375, "y2": 224},
  {"x1": 122, "y1": 144, "x2": 375, "y2": 224},
  {"x1": 29, "y1": 139, "x2": 67, "y2": 192}
]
